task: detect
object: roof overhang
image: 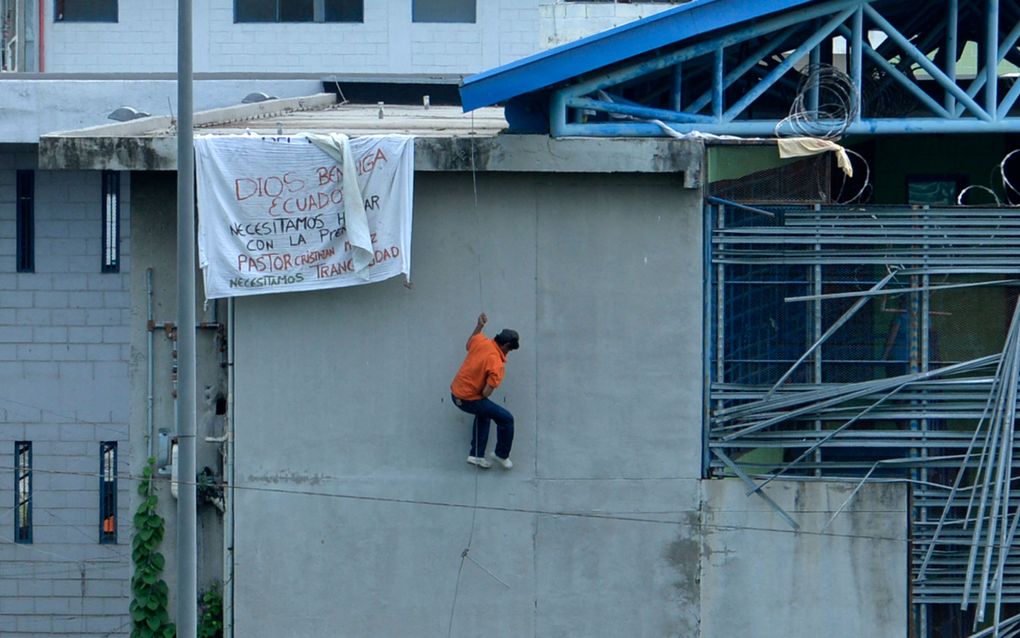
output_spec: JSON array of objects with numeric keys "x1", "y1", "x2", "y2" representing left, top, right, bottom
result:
[{"x1": 37, "y1": 92, "x2": 703, "y2": 184}]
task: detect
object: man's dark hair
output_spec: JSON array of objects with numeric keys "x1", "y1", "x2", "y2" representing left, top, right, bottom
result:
[{"x1": 494, "y1": 329, "x2": 520, "y2": 351}]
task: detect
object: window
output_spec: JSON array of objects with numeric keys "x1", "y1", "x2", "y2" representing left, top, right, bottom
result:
[
  {"x1": 102, "y1": 171, "x2": 120, "y2": 273},
  {"x1": 235, "y1": 0, "x2": 363, "y2": 23},
  {"x1": 16, "y1": 170, "x2": 33, "y2": 273},
  {"x1": 15, "y1": 442, "x2": 31, "y2": 544},
  {"x1": 99, "y1": 442, "x2": 117, "y2": 544},
  {"x1": 55, "y1": 0, "x2": 118, "y2": 22},
  {"x1": 412, "y1": 0, "x2": 475, "y2": 23}
]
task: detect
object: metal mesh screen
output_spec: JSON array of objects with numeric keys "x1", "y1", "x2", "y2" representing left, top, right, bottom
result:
[{"x1": 707, "y1": 203, "x2": 1020, "y2": 609}]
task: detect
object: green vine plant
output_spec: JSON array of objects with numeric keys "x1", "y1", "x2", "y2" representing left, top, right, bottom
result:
[
  {"x1": 198, "y1": 582, "x2": 224, "y2": 638},
  {"x1": 131, "y1": 457, "x2": 176, "y2": 638}
]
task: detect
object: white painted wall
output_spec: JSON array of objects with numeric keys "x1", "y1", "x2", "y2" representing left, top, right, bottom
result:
[
  {"x1": 41, "y1": 0, "x2": 543, "y2": 74},
  {"x1": 539, "y1": 2, "x2": 680, "y2": 50}
]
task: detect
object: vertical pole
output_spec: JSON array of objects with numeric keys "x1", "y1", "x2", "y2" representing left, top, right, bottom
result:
[
  {"x1": 176, "y1": 0, "x2": 197, "y2": 636},
  {"x1": 713, "y1": 48, "x2": 724, "y2": 121},
  {"x1": 851, "y1": 6, "x2": 863, "y2": 121},
  {"x1": 671, "y1": 62, "x2": 683, "y2": 112},
  {"x1": 986, "y1": 0, "x2": 999, "y2": 117},
  {"x1": 946, "y1": 0, "x2": 958, "y2": 113},
  {"x1": 813, "y1": 205, "x2": 822, "y2": 476},
  {"x1": 809, "y1": 40, "x2": 821, "y2": 115}
]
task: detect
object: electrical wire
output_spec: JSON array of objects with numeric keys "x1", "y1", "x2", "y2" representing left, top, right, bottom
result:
[{"x1": 0, "y1": 464, "x2": 916, "y2": 543}]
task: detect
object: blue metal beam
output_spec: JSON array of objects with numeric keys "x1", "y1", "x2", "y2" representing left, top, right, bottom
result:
[
  {"x1": 987, "y1": 0, "x2": 1000, "y2": 118},
  {"x1": 554, "y1": 117, "x2": 1020, "y2": 137},
  {"x1": 836, "y1": 24, "x2": 951, "y2": 118},
  {"x1": 947, "y1": 0, "x2": 959, "y2": 113},
  {"x1": 723, "y1": 8, "x2": 854, "y2": 122},
  {"x1": 460, "y1": 0, "x2": 820, "y2": 112},
  {"x1": 863, "y1": 2, "x2": 992, "y2": 121},
  {"x1": 954, "y1": 5, "x2": 1020, "y2": 117}
]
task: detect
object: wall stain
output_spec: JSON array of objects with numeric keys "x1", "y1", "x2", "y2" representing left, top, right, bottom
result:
[{"x1": 247, "y1": 469, "x2": 334, "y2": 486}]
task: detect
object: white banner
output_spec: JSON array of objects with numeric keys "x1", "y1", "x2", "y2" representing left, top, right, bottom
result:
[{"x1": 194, "y1": 133, "x2": 414, "y2": 299}]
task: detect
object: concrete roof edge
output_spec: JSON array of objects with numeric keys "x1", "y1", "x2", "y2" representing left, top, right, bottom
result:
[
  {"x1": 40, "y1": 93, "x2": 338, "y2": 139},
  {"x1": 39, "y1": 134, "x2": 703, "y2": 187}
]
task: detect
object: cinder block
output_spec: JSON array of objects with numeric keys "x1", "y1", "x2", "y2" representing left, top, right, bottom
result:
[
  {"x1": 34, "y1": 326, "x2": 69, "y2": 342},
  {"x1": 15, "y1": 308, "x2": 51, "y2": 325},
  {"x1": 58, "y1": 361, "x2": 95, "y2": 380},
  {"x1": 15, "y1": 614, "x2": 53, "y2": 633},
  {"x1": 0, "y1": 326, "x2": 34, "y2": 342},
  {"x1": 34, "y1": 291, "x2": 71, "y2": 309},
  {"x1": 85, "y1": 309, "x2": 123, "y2": 326},
  {"x1": 52, "y1": 273, "x2": 88, "y2": 291},
  {"x1": 68, "y1": 327, "x2": 103, "y2": 343},
  {"x1": 102, "y1": 326, "x2": 130, "y2": 344},
  {"x1": 17, "y1": 344, "x2": 53, "y2": 360},
  {"x1": 86, "y1": 344, "x2": 122, "y2": 361},
  {"x1": 94, "y1": 362, "x2": 128, "y2": 380},
  {"x1": 23, "y1": 362, "x2": 60, "y2": 379},
  {"x1": 52, "y1": 344, "x2": 88, "y2": 361},
  {"x1": 87, "y1": 274, "x2": 126, "y2": 292},
  {"x1": 51, "y1": 308, "x2": 88, "y2": 326},
  {"x1": 1, "y1": 291, "x2": 33, "y2": 308},
  {"x1": 18, "y1": 273, "x2": 53, "y2": 290}
]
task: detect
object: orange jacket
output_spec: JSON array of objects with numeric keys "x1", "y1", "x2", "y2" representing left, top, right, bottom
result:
[{"x1": 450, "y1": 333, "x2": 506, "y2": 400}]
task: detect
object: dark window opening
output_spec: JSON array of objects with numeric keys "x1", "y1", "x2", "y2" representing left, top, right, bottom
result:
[
  {"x1": 102, "y1": 171, "x2": 120, "y2": 273},
  {"x1": 412, "y1": 0, "x2": 475, "y2": 23},
  {"x1": 235, "y1": 0, "x2": 362, "y2": 23},
  {"x1": 15, "y1": 442, "x2": 31, "y2": 544},
  {"x1": 55, "y1": 0, "x2": 118, "y2": 22},
  {"x1": 100, "y1": 442, "x2": 117, "y2": 544},
  {"x1": 16, "y1": 170, "x2": 33, "y2": 273}
]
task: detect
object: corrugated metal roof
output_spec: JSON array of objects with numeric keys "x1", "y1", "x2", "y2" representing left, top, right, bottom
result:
[{"x1": 459, "y1": 0, "x2": 817, "y2": 112}]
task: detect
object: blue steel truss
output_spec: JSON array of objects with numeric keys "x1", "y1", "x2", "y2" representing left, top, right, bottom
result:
[{"x1": 462, "y1": 0, "x2": 1020, "y2": 136}]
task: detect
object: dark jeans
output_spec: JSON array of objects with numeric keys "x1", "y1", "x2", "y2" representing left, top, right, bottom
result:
[{"x1": 452, "y1": 394, "x2": 514, "y2": 459}]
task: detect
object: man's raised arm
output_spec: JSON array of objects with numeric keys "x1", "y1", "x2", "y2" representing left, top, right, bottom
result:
[{"x1": 467, "y1": 313, "x2": 487, "y2": 350}]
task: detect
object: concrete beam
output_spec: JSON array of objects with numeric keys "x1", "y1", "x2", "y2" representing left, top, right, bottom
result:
[{"x1": 39, "y1": 134, "x2": 703, "y2": 186}]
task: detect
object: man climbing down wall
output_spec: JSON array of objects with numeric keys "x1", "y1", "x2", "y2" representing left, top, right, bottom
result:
[{"x1": 450, "y1": 313, "x2": 519, "y2": 469}]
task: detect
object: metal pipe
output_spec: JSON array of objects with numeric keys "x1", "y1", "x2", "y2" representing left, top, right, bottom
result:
[
  {"x1": 864, "y1": 3, "x2": 991, "y2": 121},
  {"x1": 946, "y1": 0, "x2": 958, "y2": 113},
  {"x1": 176, "y1": 0, "x2": 198, "y2": 634},
  {"x1": 713, "y1": 48, "x2": 723, "y2": 120},
  {"x1": 670, "y1": 62, "x2": 682, "y2": 112},
  {"x1": 986, "y1": 0, "x2": 999, "y2": 118},
  {"x1": 724, "y1": 9, "x2": 854, "y2": 122},
  {"x1": 687, "y1": 30, "x2": 792, "y2": 114},
  {"x1": 765, "y1": 270, "x2": 897, "y2": 398},
  {"x1": 851, "y1": 5, "x2": 862, "y2": 120},
  {"x1": 223, "y1": 298, "x2": 235, "y2": 638},
  {"x1": 147, "y1": 268, "x2": 155, "y2": 460},
  {"x1": 836, "y1": 24, "x2": 951, "y2": 118}
]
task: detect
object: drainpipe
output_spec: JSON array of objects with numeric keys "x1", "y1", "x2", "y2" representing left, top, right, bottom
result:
[
  {"x1": 223, "y1": 298, "x2": 235, "y2": 638},
  {"x1": 36, "y1": 0, "x2": 42, "y2": 71},
  {"x1": 146, "y1": 269, "x2": 155, "y2": 459}
]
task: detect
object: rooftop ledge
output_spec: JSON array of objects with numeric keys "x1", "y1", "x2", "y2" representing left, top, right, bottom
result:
[{"x1": 37, "y1": 93, "x2": 702, "y2": 186}]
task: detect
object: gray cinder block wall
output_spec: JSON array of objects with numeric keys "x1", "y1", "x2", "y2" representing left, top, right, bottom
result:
[{"x1": 0, "y1": 149, "x2": 132, "y2": 637}]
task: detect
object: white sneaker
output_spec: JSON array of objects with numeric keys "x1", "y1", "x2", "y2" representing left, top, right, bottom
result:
[
  {"x1": 488, "y1": 453, "x2": 512, "y2": 470},
  {"x1": 467, "y1": 456, "x2": 492, "y2": 469}
]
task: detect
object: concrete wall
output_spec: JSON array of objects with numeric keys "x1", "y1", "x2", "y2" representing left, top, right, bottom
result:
[
  {"x1": 126, "y1": 171, "x2": 227, "y2": 619},
  {"x1": 41, "y1": 0, "x2": 542, "y2": 74},
  {"x1": 0, "y1": 79, "x2": 324, "y2": 144},
  {"x1": 700, "y1": 479, "x2": 908, "y2": 638},
  {"x1": 0, "y1": 149, "x2": 132, "y2": 636},
  {"x1": 231, "y1": 170, "x2": 704, "y2": 636}
]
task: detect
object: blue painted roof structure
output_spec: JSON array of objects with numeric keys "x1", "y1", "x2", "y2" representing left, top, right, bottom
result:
[
  {"x1": 462, "y1": 0, "x2": 1020, "y2": 137},
  {"x1": 459, "y1": 0, "x2": 815, "y2": 112}
]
